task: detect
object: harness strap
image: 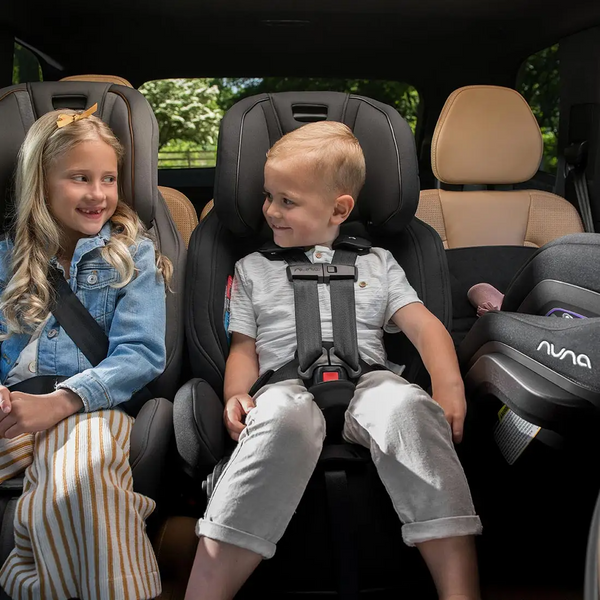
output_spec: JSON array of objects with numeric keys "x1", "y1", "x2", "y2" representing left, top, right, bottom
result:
[
  {"x1": 282, "y1": 249, "x2": 325, "y2": 374},
  {"x1": 330, "y1": 248, "x2": 360, "y2": 376}
]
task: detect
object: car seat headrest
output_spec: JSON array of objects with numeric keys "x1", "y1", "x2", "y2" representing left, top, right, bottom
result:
[
  {"x1": 432, "y1": 85, "x2": 543, "y2": 185},
  {"x1": 0, "y1": 81, "x2": 158, "y2": 229},
  {"x1": 213, "y1": 91, "x2": 420, "y2": 238},
  {"x1": 60, "y1": 74, "x2": 134, "y2": 88}
]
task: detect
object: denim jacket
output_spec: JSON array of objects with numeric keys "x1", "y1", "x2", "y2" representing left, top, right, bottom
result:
[{"x1": 0, "y1": 222, "x2": 166, "y2": 412}]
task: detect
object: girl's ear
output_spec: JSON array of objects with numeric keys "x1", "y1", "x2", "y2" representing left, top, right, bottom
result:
[{"x1": 331, "y1": 194, "x2": 354, "y2": 224}]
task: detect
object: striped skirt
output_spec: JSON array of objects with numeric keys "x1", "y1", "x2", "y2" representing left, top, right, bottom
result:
[{"x1": 0, "y1": 410, "x2": 161, "y2": 600}]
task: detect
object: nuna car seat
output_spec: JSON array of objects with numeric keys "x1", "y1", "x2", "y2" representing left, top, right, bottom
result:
[
  {"x1": 455, "y1": 232, "x2": 600, "y2": 588},
  {"x1": 0, "y1": 80, "x2": 187, "y2": 587},
  {"x1": 174, "y1": 91, "x2": 454, "y2": 598}
]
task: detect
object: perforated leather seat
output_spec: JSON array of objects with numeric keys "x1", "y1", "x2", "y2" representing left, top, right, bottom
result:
[
  {"x1": 417, "y1": 85, "x2": 583, "y2": 249},
  {"x1": 416, "y1": 85, "x2": 585, "y2": 343}
]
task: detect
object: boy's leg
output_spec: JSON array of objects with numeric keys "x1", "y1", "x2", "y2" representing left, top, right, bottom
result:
[
  {"x1": 186, "y1": 379, "x2": 326, "y2": 600},
  {"x1": 0, "y1": 410, "x2": 161, "y2": 600},
  {"x1": 343, "y1": 370, "x2": 482, "y2": 599},
  {"x1": 184, "y1": 538, "x2": 262, "y2": 600}
]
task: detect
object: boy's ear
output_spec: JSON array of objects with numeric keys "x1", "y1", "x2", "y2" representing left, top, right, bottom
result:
[{"x1": 331, "y1": 194, "x2": 354, "y2": 224}]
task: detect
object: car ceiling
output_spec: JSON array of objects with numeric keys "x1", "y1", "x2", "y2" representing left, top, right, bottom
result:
[{"x1": 3, "y1": 0, "x2": 600, "y2": 89}]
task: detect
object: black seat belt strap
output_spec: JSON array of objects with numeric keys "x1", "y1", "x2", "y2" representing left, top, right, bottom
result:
[
  {"x1": 330, "y1": 248, "x2": 360, "y2": 376},
  {"x1": 284, "y1": 251, "x2": 324, "y2": 375},
  {"x1": 325, "y1": 469, "x2": 359, "y2": 600},
  {"x1": 564, "y1": 141, "x2": 595, "y2": 233},
  {"x1": 48, "y1": 265, "x2": 109, "y2": 367}
]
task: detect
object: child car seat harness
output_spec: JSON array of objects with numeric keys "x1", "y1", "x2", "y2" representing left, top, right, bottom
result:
[{"x1": 250, "y1": 234, "x2": 384, "y2": 435}]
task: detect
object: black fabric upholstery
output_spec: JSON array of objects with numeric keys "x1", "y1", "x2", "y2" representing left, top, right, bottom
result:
[
  {"x1": 447, "y1": 246, "x2": 536, "y2": 345},
  {"x1": 213, "y1": 92, "x2": 420, "y2": 238},
  {"x1": 503, "y1": 233, "x2": 600, "y2": 311},
  {"x1": 176, "y1": 90, "x2": 451, "y2": 597},
  {"x1": 0, "y1": 81, "x2": 186, "y2": 400},
  {"x1": 129, "y1": 398, "x2": 174, "y2": 501},
  {"x1": 180, "y1": 92, "x2": 450, "y2": 473},
  {"x1": 459, "y1": 312, "x2": 599, "y2": 397}
]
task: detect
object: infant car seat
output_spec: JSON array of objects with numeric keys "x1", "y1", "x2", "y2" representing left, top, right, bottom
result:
[{"x1": 457, "y1": 232, "x2": 600, "y2": 589}]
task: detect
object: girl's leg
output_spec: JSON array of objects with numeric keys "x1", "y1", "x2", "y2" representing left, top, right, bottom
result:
[
  {"x1": 185, "y1": 380, "x2": 326, "y2": 600},
  {"x1": 0, "y1": 433, "x2": 34, "y2": 482},
  {"x1": 0, "y1": 410, "x2": 161, "y2": 600},
  {"x1": 343, "y1": 371, "x2": 482, "y2": 599}
]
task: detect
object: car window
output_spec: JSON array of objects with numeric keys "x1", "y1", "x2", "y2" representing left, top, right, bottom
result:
[
  {"x1": 518, "y1": 44, "x2": 559, "y2": 175},
  {"x1": 12, "y1": 42, "x2": 43, "y2": 84},
  {"x1": 140, "y1": 77, "x2": 420, "y2": 169}
]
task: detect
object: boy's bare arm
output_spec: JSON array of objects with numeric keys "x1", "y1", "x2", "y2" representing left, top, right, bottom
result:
[
  {"x1": 391, "y1": 303, "x2": 466, "y2": 443},
  {"x1": 223, "y1": 332, "x2": 260, "y2": 441}
]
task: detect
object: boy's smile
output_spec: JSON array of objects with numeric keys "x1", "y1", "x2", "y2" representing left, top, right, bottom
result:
[{"x1": 263, "y1": 157, "x2": 353, "y2": 248}]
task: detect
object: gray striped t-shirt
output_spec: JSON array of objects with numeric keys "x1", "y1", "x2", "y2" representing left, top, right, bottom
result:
[{"x1": 229, "y1": 245, "x2": 422, "y2": 375}]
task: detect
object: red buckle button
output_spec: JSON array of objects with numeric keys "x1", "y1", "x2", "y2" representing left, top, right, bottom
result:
[{"x1": 322, "y1": 372, "x2": 339, "y2": 382}]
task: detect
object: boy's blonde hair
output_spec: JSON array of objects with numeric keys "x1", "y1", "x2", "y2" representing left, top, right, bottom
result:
[
  {"x1": 266, "y1": 121, "x2": 366, "y2": 201},
  {"x1": 0, "y1": 108, "x2": 172, "y2": 337}
]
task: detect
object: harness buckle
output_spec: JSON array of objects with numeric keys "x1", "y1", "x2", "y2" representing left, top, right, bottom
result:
[
  {"x1": 313, "y1": 365, "x2": 346, "y2": 385},
  {"x1": 287, "y1": 264, "x2": 357, "y2": 284}
]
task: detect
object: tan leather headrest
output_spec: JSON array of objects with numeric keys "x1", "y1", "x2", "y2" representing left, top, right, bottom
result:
[
  {"x1": 432, "y1": 86, "x2": 543, "y2": 185},
  {"x1": 60, "y1": 74, "x2": 133, "y2": 87}
]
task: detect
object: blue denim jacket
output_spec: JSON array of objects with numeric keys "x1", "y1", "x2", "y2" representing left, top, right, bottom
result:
[{"x1": 0, "y1": 223, "x2": 166, "y2": 412}]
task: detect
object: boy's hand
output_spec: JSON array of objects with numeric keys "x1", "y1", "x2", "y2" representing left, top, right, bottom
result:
[
  {"x1": 0, "y1": 389, "x2": 83, "y2": 438},
  {"x1": 224, "y1": 394, "x2": 256, "y2": 441},
  {"x1": 432, "y1": 383, "x2": 467, "y2": 444}
]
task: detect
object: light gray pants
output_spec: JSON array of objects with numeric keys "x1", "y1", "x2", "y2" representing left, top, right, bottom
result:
[{"x1": 197, "y1": 370, "x2": 482, "y2": 558}]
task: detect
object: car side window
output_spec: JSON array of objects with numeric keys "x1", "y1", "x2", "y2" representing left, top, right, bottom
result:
[
  {"x1": 13, "y1": 43, "x2": 43, "y2": 84},
  {"x1": 518, "y1": 44, "x2": 559, "y2": 176}
]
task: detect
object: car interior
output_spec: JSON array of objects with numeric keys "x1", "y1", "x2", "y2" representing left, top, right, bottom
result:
[{"x1": 1, "y1": 0, "x2": 600, "y2": 598}]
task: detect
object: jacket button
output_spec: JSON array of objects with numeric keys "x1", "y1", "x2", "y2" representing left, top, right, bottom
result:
[
  {"x1": 47, "y1": 328, "x2": 58, "y2": 339},
  {"x1": 315, "y1": 252, "x2": 322, "y2": 259},
  {"x1": 87, "y1": 272, "x2": 98, "y2": 284},
  {"x1": 28, "y1": 361, "x2": 36, "y2": 373}
]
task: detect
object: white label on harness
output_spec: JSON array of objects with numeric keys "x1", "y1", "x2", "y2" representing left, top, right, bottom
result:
[{"x1": 493, "y1": 407, "x2": 541, "y2": 465}]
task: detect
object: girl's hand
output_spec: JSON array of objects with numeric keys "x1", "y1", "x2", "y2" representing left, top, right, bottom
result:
[
  {"x1": 0, "y1": 386, "x2": 11, "y2": 414},
  {"x1": 224, "y1": 394, "x2": 256, "y2": 441},
  {"x1": 0, "y1": 389, "x2": 83, "y2": 438}
]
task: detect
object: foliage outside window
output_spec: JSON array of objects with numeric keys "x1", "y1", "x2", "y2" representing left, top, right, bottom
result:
[
  {"x1": 140, "y1": 78, "x2": 419, "y2": 169},
  {"x1": 12, "y1": 43, "x2": 43, "y2": 84},
  {"x1": 518, "y1": 44, "x2": 559, "y2": 175}
]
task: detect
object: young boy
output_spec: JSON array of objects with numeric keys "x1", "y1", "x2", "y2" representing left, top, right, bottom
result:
[{"x1": 185, "y1": 121, "x2": 482, "y2": 600}]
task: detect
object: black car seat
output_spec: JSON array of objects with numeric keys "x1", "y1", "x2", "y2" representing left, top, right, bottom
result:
[
  {"x1": 0, "y1": 80, "x2": 187, "y2": 580},
  {"x1": 455, "y1": 237, "x2": 600, "y2": 590},
  {"x1": 174, "y1": 91, "x2": 452, "y2": 598},
  {"x1": 416, "y1": 85, "x2": 585, "y2": 344}
]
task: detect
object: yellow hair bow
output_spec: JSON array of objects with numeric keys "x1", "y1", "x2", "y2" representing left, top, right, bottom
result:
[{"x1": 56, "y1": 103, "x2": 98, "y2": 129}]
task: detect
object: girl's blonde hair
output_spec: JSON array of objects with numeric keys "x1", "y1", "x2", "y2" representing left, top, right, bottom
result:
[
  {"x1": 0, "y1": 108, "x2": 173, "y2": 337},
  {"x1": 266, "y1": 121, "x2": 366, "y2": 201}
]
